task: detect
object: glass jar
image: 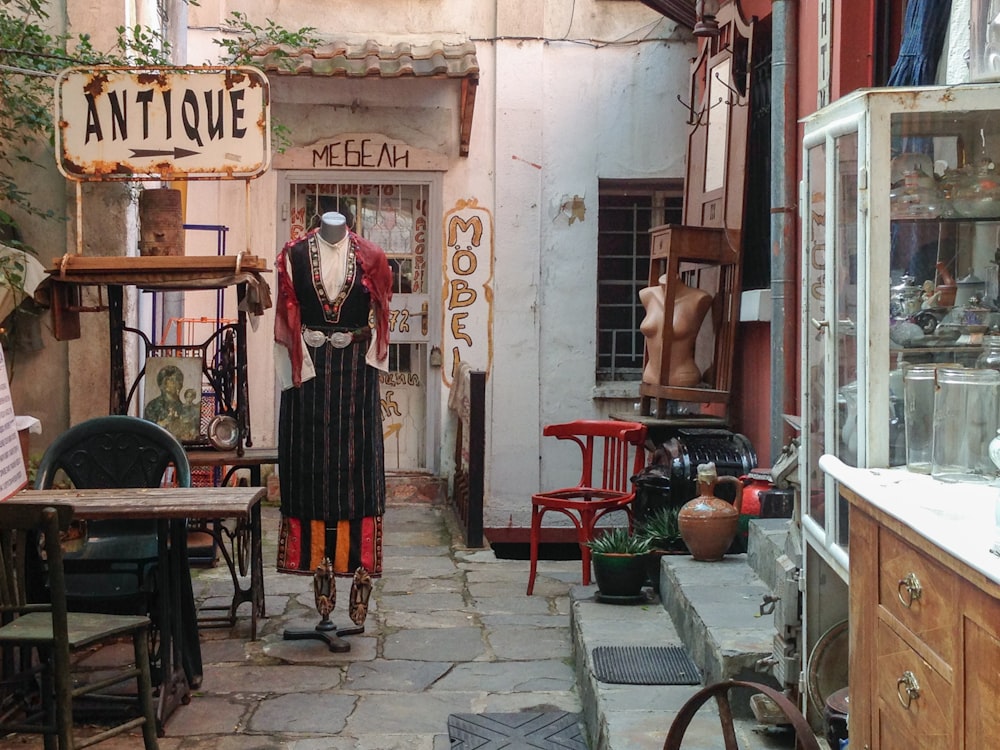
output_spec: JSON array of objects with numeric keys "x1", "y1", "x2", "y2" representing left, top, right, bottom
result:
[
  {"x1": 977, "y1": 335, "x2": 1000, "y2": 372},
  {"x1": 904, "y1": 365, "x2": 939, "y2": 474},
  {"x1": 931, "y1": 367, "x2": 1000, "y2": 482},
  {"x1": 951, "y1": 161, "x2": 1000, "y2": 218}
]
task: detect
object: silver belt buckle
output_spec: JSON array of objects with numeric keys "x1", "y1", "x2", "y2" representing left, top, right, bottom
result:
[
  {"x1": 302, "y1": 329, "x2": 327, "y2": 348},
  {"x1": 329, "y1": 331, "x2": 353, "y2": 348}
]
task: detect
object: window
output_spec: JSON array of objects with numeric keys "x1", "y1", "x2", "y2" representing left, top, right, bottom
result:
[{"x1": 596, "y1": 180, "x2": 683, "y2": 381}]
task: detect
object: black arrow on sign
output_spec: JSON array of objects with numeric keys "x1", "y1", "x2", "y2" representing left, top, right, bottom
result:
[{"x1": 128, "y1": 147, "x2": 201, "y2": 159}]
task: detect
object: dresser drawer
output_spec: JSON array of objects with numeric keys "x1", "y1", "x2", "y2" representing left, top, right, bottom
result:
[
  {"x1": 878, "y1": 527, "x2": 958, "y2": 666},
  {"x1": 876, "y1": 622, "x2": 954, "y2": 749}
]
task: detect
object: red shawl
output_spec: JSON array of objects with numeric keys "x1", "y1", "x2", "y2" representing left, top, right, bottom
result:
[{"x1": 274, "y1": 229, "x2": 393, "y2": 387}]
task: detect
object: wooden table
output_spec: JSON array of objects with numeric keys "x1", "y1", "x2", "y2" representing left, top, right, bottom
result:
[{"x1": 11, "y1": 485, "x2": 267, "y2": 731}]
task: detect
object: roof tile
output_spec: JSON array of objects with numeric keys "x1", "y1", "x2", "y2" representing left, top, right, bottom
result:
[{"x1": 251, "y1": 39, "x2": 479, "y2": 79}]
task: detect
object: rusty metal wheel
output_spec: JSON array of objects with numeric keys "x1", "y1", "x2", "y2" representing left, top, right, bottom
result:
[{"x1": 662, "y1": 679, "x2": 821, "y2": 750}]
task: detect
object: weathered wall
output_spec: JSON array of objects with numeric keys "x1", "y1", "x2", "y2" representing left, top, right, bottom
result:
[{"x1": 9, "y1": 0, "x2": 695, "y2": 537}]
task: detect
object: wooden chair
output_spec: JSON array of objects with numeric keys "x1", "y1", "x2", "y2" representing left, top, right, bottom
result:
[
  {"x1": 33, "y1": 416, "x2": 192, "y2": 617},
  {"x1": 0, "y1": 503, "x2": 159, "y2": 749},
  {"x1": 526, "y1": 420, "x2": 648, "y2": 595}
]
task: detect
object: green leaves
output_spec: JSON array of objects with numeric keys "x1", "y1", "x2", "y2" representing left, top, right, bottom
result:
[
  {"x1": 638, "y1": 506, "x2": 682, "y2": 547},
  {"x1": 585, "y1": 526, "x2": 653, "y2": 555},
  {"x1": 213, "y1": 11, "x2": 322, "y2": 67}
]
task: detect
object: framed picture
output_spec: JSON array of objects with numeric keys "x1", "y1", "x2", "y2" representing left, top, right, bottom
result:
[{"x1": 142, "y1": 356, "x2": 203, "y2": 443}]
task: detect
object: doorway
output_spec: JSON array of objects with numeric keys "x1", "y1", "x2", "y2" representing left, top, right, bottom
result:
[{"x1": 279, "y1": 173, "x2": 440, "y2": 472}]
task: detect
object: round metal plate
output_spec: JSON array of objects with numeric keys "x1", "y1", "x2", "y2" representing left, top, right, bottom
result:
[{"x1": 208, "y1": 415, "x2": 239, "y2": 451}]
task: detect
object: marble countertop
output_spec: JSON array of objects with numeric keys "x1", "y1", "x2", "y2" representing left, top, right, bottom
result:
[{"x1": 819, "y1": 454, "x2": 1000, "y2": 585}]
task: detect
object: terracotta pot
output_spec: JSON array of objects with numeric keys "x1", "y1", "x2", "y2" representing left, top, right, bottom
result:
[{"x1": 678, "y1": 463, "x2": 743, "y2": 561}]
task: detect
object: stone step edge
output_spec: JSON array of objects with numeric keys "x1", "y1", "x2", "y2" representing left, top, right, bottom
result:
[
  {"x1": 656, "y1": 554, "x2": 777, "y2": 688},
  {"x1": 569, "y1": 591, "x2": 681, "y2": 750}
]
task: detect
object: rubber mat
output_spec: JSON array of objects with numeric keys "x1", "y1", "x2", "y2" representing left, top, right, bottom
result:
[
  {"x1": 447, "y1": 711, "x2": 587, "y2": 749},
  {"x1": 591, "y1": 644, "x2": 701, "y2": 685}
]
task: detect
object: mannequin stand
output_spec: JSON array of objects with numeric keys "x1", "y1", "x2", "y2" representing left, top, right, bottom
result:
[
  {"x1": 281, "y1": 556, "x2": 364, "y2": 652},
  {"x1": 282, "y1": 617, "x2": 363, "y2": 653}
]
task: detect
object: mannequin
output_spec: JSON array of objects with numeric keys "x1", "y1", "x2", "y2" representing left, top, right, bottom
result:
[
  {"x1": 319, "y1": 211, "x2": 348, "y2": 244},
  {"x1": 273, "y1": 209, "x2": 393, "y2": 649},
  {"x1": 639, "y1": 274, "x2": 713, "y2": 387}
]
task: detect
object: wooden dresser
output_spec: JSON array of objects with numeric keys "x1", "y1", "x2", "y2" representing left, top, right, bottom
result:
[{"x1": 819, "y1": 456, "x2": 1000, "y2": 749}]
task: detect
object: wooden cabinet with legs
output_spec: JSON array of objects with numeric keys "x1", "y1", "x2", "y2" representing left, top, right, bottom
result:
[{"x1": 821, "y1": 456, "x2": 1000, "y2": 749}]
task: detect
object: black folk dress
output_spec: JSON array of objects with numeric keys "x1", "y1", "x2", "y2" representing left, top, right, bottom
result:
[{"x1": 276, "y1": 235, "x2": 385, "y2": 577}]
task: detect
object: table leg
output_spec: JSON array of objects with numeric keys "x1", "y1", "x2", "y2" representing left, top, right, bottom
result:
[
  {"x1": 153, "y1": 520, "x2": 194, "y2": 733},
  {"x1": 250, "y1": 501, "x2": 264, "y2": 639}
]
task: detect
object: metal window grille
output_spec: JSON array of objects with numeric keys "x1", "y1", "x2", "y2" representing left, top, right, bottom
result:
[{"x1": 596, "y1": 182, "x2": 683, "y2": 381}]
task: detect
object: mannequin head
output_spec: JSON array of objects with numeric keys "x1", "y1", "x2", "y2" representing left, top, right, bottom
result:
[{"x1": 319, "y1": 212, "x2": 348, "y2": 244}]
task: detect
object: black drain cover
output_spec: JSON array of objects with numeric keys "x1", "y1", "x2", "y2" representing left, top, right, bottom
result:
[
  {"x1": 592, "y1": 644, "x2": 701, "y2": 685},
  {"x1": 447, "y1": 711, "x2": 587, "y2": 749}
]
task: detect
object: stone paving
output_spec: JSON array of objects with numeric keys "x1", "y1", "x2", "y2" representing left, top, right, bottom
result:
[
  {"x1": 7, "y1": 495, "x2": 584, "y2": 749},
  {"x1": 2, "y1": 493, "x2": 815, "y2": 749}
]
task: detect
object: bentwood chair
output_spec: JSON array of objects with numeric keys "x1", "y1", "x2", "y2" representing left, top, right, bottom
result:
[
  {"x1": 526, "y1": 420, "x2": 648, "y2": 595},
  {"x1": 33, "y1": 416, "x2": 192, "y2": 617},
  {"x1": 0, "y1": 503, "x2": 159, "y2": 749}
]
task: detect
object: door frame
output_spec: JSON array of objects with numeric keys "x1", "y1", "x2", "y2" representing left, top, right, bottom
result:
[{"x1": 275, "y1": 168, "x2": 444, "y2": 474}]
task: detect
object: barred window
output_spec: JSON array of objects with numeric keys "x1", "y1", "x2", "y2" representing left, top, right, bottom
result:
[{"x1": 596, "y1": 180, "x2": 683, "y2": 381}]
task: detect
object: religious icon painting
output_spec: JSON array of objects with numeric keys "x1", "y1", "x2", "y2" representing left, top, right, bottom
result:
[{"x1": 142, "y1": 355, "x2": 204, "y2": 443}]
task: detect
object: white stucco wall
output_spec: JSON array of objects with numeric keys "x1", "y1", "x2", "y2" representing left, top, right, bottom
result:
[{"x1": 10, "y1": 0, "x2": 694, "y2": 536}]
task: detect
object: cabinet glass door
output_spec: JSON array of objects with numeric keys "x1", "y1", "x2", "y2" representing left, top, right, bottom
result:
[{"x1": 803, "y1": 119, "x2": 862, "y2": 566}]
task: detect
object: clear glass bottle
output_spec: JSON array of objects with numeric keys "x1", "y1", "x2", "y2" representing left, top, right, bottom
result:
[{"x1": 931, "y1": 367, "x2": 1000, "y2": 482}]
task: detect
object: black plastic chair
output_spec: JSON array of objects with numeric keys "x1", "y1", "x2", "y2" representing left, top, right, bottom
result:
[
  {"x1": 32, "y1": 416, "x2": 192, "y2": 616},
  {"x1": 0, "y1": 502, "x2": 159, "y2": 749}
]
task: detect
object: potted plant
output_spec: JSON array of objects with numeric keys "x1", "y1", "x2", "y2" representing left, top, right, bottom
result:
[
  {"x1": 639, "y1": 505, "x2": 686, "y2": 553},
  {"x1": 586, "y1": 526, "x2": 652, "y2": 602},
  {"x1": 638, "y1": 505, "x2": 686, "y2": 600}
]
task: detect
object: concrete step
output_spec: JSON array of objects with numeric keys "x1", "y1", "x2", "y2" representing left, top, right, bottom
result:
[
  {"x1": 656, "y1": 553, "x2": 776, "y2": 693},
  {"x1": 385, "y1": 471, "x2": 447, "y2": 503},
  {"x1": 570, "y1": 516, "x2": 822, "y2": 749},
  {"x1": 571, "y1": 589, "x2": 811, "y2": 750},
  {"x1": 655, "y1": 518, "x2": 789, "y2": 693}
]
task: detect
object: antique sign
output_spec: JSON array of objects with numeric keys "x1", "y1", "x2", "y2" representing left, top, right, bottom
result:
[{"x1": 55, "y1": 66, "x2": 270, "y2": 180}]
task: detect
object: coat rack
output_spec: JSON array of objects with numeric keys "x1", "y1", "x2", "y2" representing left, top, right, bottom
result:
[{"x1": 639, "y1": 2, "x2": 755, "y2": 422}]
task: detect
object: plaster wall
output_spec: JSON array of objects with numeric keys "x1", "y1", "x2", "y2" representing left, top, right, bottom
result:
[{"x1": 8, "y1": 0, "x2": 694, "y2": 537}]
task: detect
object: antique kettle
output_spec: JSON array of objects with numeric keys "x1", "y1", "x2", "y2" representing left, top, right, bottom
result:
[
  {"x1": 677, "y1": 462, "x2": 744, "y2": 561},
  {"x1": 889, "y1": 275, "x2": 924, "y2": 320}
]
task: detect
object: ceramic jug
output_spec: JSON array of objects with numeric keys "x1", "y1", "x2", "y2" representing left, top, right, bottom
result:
[{"x1": 677, "y1": 462, "x2": 744, "y2": 561}]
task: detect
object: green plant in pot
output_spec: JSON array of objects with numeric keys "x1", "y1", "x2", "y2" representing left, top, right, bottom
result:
[
  {"x1": 639, "y1": 505, "x2": 686, "y2": 553},
  {"x1": 638, "y1": 505, "x2": 686, "y2": 599},
  {"x1": 586, "y1": 527, "x2": 652, "y2": 601}
]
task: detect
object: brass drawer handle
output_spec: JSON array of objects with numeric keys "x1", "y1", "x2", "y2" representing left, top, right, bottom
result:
[
  {"x1": 897, "y1": 572, "x2": 922, "y2": 607},
  {"x1": 896, "y1": 670, "x2": 921, "y2": 709}
]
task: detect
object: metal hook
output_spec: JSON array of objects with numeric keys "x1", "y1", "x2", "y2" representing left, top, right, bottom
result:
[
  {"x1": 675, "y1": 94, "x2": 708, "y2": 126},
  {"x1": 713, "y1": 70, "x2": 748, "y2": 107}
]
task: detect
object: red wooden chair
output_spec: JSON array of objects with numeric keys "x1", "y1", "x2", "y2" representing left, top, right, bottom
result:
[{"x1": 526, "y1": 420, "x2": 648, "y2": 595}]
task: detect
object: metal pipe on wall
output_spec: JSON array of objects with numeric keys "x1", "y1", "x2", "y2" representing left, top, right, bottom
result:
[{"x1": 770, "y1": 0, "x2": 799, "y2": 460}]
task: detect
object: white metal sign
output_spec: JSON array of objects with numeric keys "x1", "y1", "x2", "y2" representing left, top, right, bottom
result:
[{"x1": 55, "y1": 66, "x2": 270, "y2": 181}]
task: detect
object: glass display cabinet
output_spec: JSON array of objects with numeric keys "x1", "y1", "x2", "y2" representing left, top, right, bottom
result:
[
  {"x1": 799, "y1": 86, "x2": 1000, "y2": 722},
  {"x1": 801, "y1": 84, "x2": 1000, "y2": 581}
]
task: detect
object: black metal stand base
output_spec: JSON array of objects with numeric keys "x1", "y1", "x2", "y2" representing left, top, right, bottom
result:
[{"x1": 282, "y1": 620, "x2": 364, "y2": 653}]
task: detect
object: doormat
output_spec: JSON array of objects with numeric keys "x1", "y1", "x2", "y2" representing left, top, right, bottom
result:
[
  {"x1": 447, "y1": 711, "x2": 587, "y2": 749},
  {"x1": 591, "y1": 644, "x2": 701, "y2": 685}
]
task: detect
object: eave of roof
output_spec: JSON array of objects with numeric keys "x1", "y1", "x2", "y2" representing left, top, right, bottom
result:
[
  {"x1": 252, "y1": 40, "x2": 479, "y2": 156},
  {"x1": 639, "y1": 0, "x2": 696, "y2": 29}
]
